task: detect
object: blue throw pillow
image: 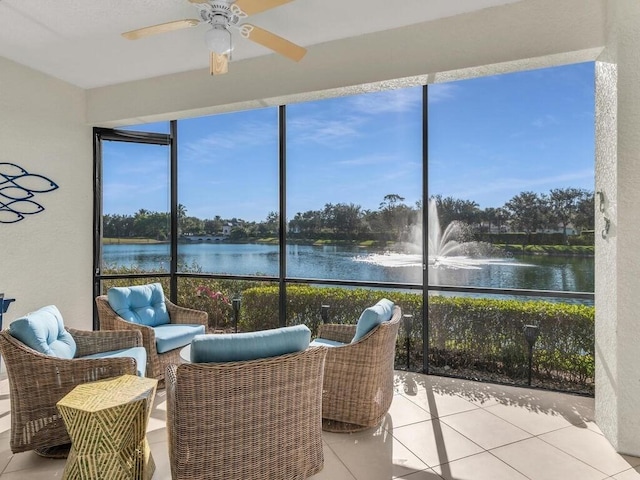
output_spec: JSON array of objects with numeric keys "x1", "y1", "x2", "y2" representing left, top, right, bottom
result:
[
  {"x1": 190, "y1": 324, "x2": 311, "y2": 363},
  {"x1": 9, "y1": 305, "x2": 77, "y2": 359},
  {"x1": 107, "y1": 283, "x2": 170, "y2": 327},
  {"x1": 351, "y1": 298, "x2": 395, "y2": 343}
]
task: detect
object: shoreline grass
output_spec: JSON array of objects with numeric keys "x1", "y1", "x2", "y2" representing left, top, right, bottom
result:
[
  {"x1": 500, "y1": 244, "x2": 594, "y2": 256},
  {"x1": 103, "y1": 238, "x2": 166, "y2": 245},
  {"x1": 104, "y1": 237, "x2": 594, "y2": 256}
]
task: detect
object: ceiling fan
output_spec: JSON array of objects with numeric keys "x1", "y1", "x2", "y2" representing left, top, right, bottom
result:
[{"x1": 122, "y1": 0, "x2": 306, "y2": 75}]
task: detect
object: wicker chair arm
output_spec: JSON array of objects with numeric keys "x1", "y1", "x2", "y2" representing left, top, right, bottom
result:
[
  {"x1": 166, "y1": 364, "x2": 178, "y2": 386},
  {"x1": 165, "y1": 364, "x2": 178, "y2": 418},
  {"x1": 165, "y1": 298, "x2": 208, "y2": 327},
  {"x1": 53, "y1": 355, "x2": 137, "y2": 378},
  {"x1": 8, "y1": 352, "x2": 136, "y2": 416},
  {"x1": 317, "y1": 323, "x2": 356, "y2": 343},
  {"x1": 68, "y1": 328, "x2": 143, "y2": 357},
  {"x1": 99, "y1": 312, "x2": 157, "y2": 352},
  {"x1": 1, "y1": 333, "x2": 137, "y2": 392}
]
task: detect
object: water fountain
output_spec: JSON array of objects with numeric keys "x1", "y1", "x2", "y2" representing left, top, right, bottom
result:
[
  {"x1": 428, "y1": 198, "x2": 468, "y2": 267},
  {"x1": 356, "y1": 199, "x2": 521, "y2": 271}
]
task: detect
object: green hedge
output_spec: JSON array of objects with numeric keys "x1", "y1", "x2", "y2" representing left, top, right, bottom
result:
[
  {"x1": 428, "y1": 296, "x2": 594, "y2": 390},
  {"x1": 239, "y1": 286, "x2": 594, "y2": 393},
  {"x1": 239, "y1": 285, "x2": 422, "y2": 337},
  {"x1": 100, "y1": 275, "x2": 594, "y2": 394}
]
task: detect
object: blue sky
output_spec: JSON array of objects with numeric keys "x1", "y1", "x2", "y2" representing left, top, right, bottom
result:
[
  {"x1": 429, "y1": 62, "x2": 595, "y2": 208},
  {"x1": 104, "y1": 62, "x2": 595, "y2": 222}
]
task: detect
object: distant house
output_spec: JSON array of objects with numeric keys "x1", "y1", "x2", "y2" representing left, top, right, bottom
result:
[
  {"x1": 541, "y1": 223, "x2": 578, "y2": 236},
  {"x1": 288, "y1": 223, "x2": 301, "y2": 234},
  {"x1": 222, "y1": 224, "x2": 232, "y2": 236}
]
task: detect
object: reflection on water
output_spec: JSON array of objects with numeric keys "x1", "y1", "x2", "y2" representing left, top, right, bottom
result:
[
  {"x1": 355, "y1": 252, "x2": 422, "y2": 268},
  {"x1": 356, "y1": 252, "x2": 530, "y2": 270},
  {"x1": 102, "y1": 243, "x2": 594, "y2": 296}
]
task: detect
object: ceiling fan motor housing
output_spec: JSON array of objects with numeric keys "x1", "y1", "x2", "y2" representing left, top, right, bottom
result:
[{"x1": 198, "y1": 1, "x2": 241, "y2": 27}]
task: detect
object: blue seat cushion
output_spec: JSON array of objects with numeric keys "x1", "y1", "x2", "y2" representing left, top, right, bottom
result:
[
  {"x1": 107, "y1": 283, "x2": 170, "y2": 327},
  {"x1": 155, "y1": 324, "x2": 206, "y2": 354},
  {"x1": 310, "y1": 338, "x2": 345, "y2": 348},
  {"x1": 190, "y1": 324, "x2": 311, "y2": 363},
  {"x1": 82, "y1": 347, "x2": 147, "y2": 377},
  {"x1": 9, "y1": 305, "x2": 76, "y2": 359},
  {"x1": 352, "y1": 298, "x2": 395, "y2": 343}
]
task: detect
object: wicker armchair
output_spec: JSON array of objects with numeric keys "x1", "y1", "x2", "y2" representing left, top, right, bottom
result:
[
  {"x1": 318, "y1": 305, "x2": 402, "y2": 432},
  {"x1": 0, "y1": 327, "x2": 143, "y2": 454},
  {"x1": 166, "y1": 346, "x2": 327, "y2": 480},
  {"x1": 95, "y1": 294, "x2": 208, "y2": 381}
]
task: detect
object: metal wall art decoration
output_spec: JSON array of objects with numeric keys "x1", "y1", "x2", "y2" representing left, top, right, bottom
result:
[{"x1": 0, "y1": 162, "x2": 59, "y2": 224}]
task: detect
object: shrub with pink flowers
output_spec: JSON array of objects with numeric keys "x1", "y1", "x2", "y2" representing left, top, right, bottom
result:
[{"x1": 195, "y1": 286, "x2": 232, "y2": 331}]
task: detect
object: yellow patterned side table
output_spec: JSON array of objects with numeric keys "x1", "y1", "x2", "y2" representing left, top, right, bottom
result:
[{"x1": 57, "y1": 374, "x2": 158, "y2": 480}]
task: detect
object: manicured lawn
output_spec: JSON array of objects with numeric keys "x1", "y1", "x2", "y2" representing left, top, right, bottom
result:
[{"x1": 500, "y1": 244, "x2": 594, "y2": 256}]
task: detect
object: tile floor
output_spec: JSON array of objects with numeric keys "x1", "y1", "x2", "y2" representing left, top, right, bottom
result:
[{"x1": 1, "y1": 371, "x2": 640, "y2": 479}]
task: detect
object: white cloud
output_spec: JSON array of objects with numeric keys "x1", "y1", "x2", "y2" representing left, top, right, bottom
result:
[
  {"x1": 287, "y1": 116, "x2": 363, "y2": 147},
  {"x1": 429, "y1": 83, "x2": 459, "y2": 103},
  {"x1": 181, "y1": 120, "x2": 277, "y2": 163},
  {"x1": 286, "y1": 88, "x2": 424, "y2": 148},
  {"x1": 347, "y1": 88, "x2": 422, "y2": 115},
  {"x1": 532, "y1": 114, "x2": 560, "y2": 128},
  {"x1": 337, "y1": 153, "x2": 399, "y2": 167}
]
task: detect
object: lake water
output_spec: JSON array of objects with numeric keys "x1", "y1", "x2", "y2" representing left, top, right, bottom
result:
[{"x1": 102, "y1": 243, "x2": 594, "y2": 296}]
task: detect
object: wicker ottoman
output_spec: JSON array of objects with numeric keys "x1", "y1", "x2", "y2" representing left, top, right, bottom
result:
[{"x1": 57, "y1": 374, "x2": 158, "y2": 480}]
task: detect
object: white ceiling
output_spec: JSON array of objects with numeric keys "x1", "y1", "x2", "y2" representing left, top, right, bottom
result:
[{"x1": 0, "y1": 0, "x2": 522, "y2": 89}]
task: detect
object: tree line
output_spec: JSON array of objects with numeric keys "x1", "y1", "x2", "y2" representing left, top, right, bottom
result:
[{"x1": 102, "y1": 188, "x2": 594, "y2": 244}]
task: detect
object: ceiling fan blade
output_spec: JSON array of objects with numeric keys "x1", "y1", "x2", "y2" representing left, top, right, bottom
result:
[
  {"x1": 234, "y1": 0, "x2": 294, "y2": 16},
  {"x1": 122, "y1": 19, "x2": 200, "y2": 40},
  {"x1": 243, "y1": 24, "x2": 306, "y2": 62},
  {"x1": 210, "y1": 52, "x2": 229, "y2": 75}
]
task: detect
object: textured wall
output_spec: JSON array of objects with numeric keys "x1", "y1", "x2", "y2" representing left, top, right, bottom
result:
[
  {"x1": 595, "y1": 58, "x2": 619, "y2": 449},
  {"x1": 595, "y1": 0, "x2": 640, "y2": 456},
  {"x1": 0, "y1": 57, "x2": 92, "y2": 329}
]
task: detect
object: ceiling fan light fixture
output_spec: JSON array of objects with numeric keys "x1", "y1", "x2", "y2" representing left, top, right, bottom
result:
[{"x1": 205, "y1": 25, "x2": 233, "y2": 56}]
